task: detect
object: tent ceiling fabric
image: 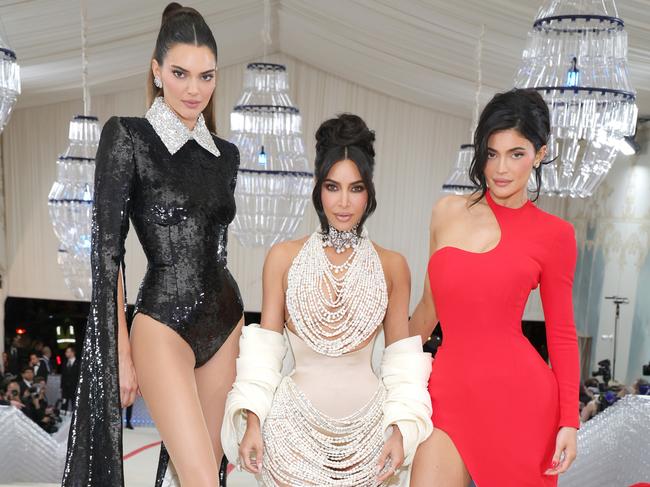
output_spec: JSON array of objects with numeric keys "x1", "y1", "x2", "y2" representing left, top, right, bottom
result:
[{"x1": 3, "y1": 0, "x2": 650, "y2": 116}]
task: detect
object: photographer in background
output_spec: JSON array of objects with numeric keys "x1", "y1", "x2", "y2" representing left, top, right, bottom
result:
[
  {"x1": 2, "y1": 379, "x2": 28, "y2": 411},
  {"x1": 591, "y1": 359, "x2": 612, "y2": 390},
  {"x1": 18, "y1": 365, "x2": 34, "y2": 396},
  {"x1": 21, "y1": 375, "x2": 60, "y2": 433}
]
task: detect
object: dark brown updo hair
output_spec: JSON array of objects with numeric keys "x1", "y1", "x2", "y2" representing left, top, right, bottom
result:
[
  {"x1": 313, "y1": 114, "x2": 377, "y2": 235},
  {"x1": 147, "y1": 2, "x2": 218, "y2": 132},
  {"x1": 469, "y1": 88, "x2": 551, "y2": 202}
]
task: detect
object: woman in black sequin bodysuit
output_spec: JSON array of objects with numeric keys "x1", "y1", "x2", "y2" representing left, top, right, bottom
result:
[{"x1": 62, "y1": 4, "x2": 243, "y2": 486}]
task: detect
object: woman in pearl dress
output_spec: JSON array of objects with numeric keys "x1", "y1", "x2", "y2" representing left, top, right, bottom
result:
[{"x1": 222, "y1": 114, "x2": 432, "y2": 486}]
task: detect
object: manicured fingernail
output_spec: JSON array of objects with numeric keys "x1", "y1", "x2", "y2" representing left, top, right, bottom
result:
[{"x1": 551, "y1": 460, "x2": 559, "y2": 468}]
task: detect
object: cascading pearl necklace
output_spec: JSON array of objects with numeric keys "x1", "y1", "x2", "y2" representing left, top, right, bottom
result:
[{"x1": 286, "y1": 229, "x2": 388, "y2": 356}]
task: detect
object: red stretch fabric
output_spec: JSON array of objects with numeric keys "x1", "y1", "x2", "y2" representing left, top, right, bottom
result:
[{"x1": 427, "y1": 190, "x2": 580, "y2": 487}]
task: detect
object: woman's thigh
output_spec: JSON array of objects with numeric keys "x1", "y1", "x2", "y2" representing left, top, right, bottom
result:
[
  {"x1": 410, "y1": 428, "x2": 471, "y2": 487},
  {"x1": 130, "y1": 313, "x2": 218, "y2": 485},
  {"x1": 193, "y1": 317, "x2": 244, "y2": 461}
]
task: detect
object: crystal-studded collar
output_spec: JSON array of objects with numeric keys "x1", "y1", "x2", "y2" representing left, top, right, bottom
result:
[{"x1": 145, "y1": 96, "x2": 220, "y2": 158}]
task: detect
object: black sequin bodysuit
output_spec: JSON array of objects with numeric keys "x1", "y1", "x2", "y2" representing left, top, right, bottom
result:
[{"x1": 62, "y1": 110, "x2": 243, "y2": 486}]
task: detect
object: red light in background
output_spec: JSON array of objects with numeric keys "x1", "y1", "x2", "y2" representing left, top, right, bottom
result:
[
  {"x1": 16, "y1": 328, "x2": 27, "y2": 335},
  {"x1": 56, "y1": 356, "x2": 62, "y2": 366}
]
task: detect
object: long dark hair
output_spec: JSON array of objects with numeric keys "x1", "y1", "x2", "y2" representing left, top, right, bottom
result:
[
  {"x1": 147, "y1": 2, "x2": 218, "y2": 133},
  {"x1": 469, "y1": 88, "x2": 550, "y2": 202},
  {"x1": 313, "y1": 114, "x2": 377, "y2": 234}
]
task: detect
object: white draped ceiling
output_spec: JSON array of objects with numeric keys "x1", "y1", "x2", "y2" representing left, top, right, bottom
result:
[{"x1": 3, "y1": 0, "x2": 650, "y2": 115}]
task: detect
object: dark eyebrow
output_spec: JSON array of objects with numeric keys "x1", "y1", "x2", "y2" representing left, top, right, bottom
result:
[
  {"x1": 170, "y1": 65, "x2": 215, "y2": 75},
  {"x1": 323, "y1": 179, "x2": 365, "y2": 185},
  {"x1": 487, "y1": 146, "x2": 528, "y2": 153}
]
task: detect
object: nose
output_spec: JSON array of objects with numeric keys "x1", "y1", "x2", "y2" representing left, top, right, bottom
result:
[
  {"x1": 187, "y1": 76, "x2": 199, "y2": 95},
  {"x1": 495, "y1": 155, "x2": 508, "y2": 174},
  {"x1": 340, "y1": 189, "x2": 350, "y2": 208}
]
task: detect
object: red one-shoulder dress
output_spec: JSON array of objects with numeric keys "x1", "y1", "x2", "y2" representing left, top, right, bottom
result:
[{"x1": 428, "y1": 190, "x2": 580, "y2": 486}]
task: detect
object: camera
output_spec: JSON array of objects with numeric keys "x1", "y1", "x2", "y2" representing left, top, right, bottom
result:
[
  {"x1": 643, "y1": 361, "x2": 650, "y2": 376},
  {"x1": 592, "y1": 359, "x2": 611, "y2": 388},
  {"x1": 28, "y1": 385, "x2": 41, "y2": 398}
]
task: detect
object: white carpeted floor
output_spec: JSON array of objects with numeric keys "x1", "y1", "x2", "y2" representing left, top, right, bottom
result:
[{"x1": 1, "y1": 426, "x2": 257, "y2": 487}]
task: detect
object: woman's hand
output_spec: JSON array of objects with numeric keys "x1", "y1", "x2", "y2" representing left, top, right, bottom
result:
[
  {"x1": 239, "y1": 411, "x2": 264, "y2": 474},
  {"x1": 376, "y1": 425, "x2": 404, "y2": 483},
  {"x1": 118, "y1": 347, "x2": 138, "y2": 408},
  {"x1": 544, "y1": 426, "x2": 577, "y2": 475}
]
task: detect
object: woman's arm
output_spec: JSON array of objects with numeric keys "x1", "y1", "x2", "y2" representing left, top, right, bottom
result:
[
  {"x1": 259, "y1": 242, "x2": 292, "y2": 333},
  {"x1": 409, "y1": 204, "x2": 440, "y2": 342},
  {"x1": 239, "y1": 240, "x2": 294, "y2": 473},
  {"x1": 63, "y1": 116, "x2": 136, "y2": 485},
  {"x1": 540, "y1": 223, "x2": 580, "y2": 429},
  {"x1": 382, "y1": 251, "x2": 411, "y2": 346},
  {"x1": 540, "y1": 222, "x2": 580, "y2": 475},
  {"x1": 116, "y1": 268, "x2": 137, "y2": 407}
]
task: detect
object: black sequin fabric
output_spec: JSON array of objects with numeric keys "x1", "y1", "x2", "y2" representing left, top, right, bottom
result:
[{"x1": 62, "y1": 116, "x2": 244, "y2": 486}]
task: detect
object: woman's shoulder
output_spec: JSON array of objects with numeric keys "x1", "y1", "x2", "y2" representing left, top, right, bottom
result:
[
  {"x1": 372, "y1": 242, "x2": 409, "y2": 277},
  {"x1": 530, "y1": 204, "x2": 575, "y2": 239},
  {"x1": 430, "y1": 193, "x2": 478, "y2": 227},
  {"x1": 102, "y1": 116, "x2": 150, "y2": 139},
  {"x1": 211, "y1": 134, "x2": 239, "y2": 157},
  {"x1": 266, "y1": 235, "x2": 311, "y2": 267}
]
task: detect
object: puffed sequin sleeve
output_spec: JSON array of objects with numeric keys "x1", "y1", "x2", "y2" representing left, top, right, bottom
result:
[{"x1": 62, "y1": 116, "x2": 136, "y2": 486}]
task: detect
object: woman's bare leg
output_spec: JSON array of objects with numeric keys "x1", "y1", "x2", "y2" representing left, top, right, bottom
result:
[
  {"x1": 410, "y1": 428, "x2": 471, "y2": 487},
  {"x1": 194, "y1": 318, "x2": 245, "y2": 478},
  {"x1": 130, "y1": 314, "x2": 218, "y2": 487}
]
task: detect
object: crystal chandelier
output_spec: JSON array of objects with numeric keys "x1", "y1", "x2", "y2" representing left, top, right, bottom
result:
[
  {"x1": 230, "y1": 62, "x2": 312, "y2": 247},
  {"x1": 229, "y1": 0, "x2": 312, "y2": 247},
  {"x1": 48, "y1": 0, "x2": 98, "y2": 299},
  {"x1": 0, "y1": 32, "x2": 21, "y2": 133},
  {"x1": 514, "y1": 0, "x2": 637, "y2": 198},
  {"x1": 442, "y1": 25, "x2": 484, "y2": 194}
]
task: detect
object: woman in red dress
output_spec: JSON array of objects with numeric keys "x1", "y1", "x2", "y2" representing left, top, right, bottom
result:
[{"x1": 409, "y1": 89, "x2": 579, "y2": 486}]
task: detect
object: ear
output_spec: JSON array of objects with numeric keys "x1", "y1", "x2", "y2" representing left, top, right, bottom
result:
[
  {"x1": 151, "y1": 59, "x2": 161, "y2": 80},
  {"x1": 536, "y1": 145, "x2": 547, "y2": 165}
]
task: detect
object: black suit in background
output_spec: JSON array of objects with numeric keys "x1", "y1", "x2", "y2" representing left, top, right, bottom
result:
[
  {"x1": 34, "y1": 358, "x2": 50, "y2": 381},
  {"x1": 7, "y1": 346, "x2": 25, "y2": 376},
  {"x1": 61, "y1": 359, "x2": 80, "y2": 410},
  {"x1": 19, "y1": 379, "x2": 32, "y2": 398}
]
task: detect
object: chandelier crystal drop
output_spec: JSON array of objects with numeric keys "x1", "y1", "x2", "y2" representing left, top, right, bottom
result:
[
  {"x1": 230, "y1": 62, "x2": 313, "y2": 247},
  {"x1": 0, "y1": 33, "x2": 21, "y2": 133},
  {"x1": 514, "y1": 0, "x2": 638, "y2": 198},
  {"x1": 48, "y1": 115, "x2": 100, "y2": 299},
  {"x1": 442, "y1": 144, "x2": 477, "y2": 194}
]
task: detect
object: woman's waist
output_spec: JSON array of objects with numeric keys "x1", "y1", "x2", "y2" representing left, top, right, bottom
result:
[
  {"x1": 136, "y1": 266, "x2": 240, "y2": 303},
  {"x1": 278, "y1": 374, "x2": 384, "y2": 420},
  {"x1": 291, "y1": 360, "x2": 379, "y2": 386}
]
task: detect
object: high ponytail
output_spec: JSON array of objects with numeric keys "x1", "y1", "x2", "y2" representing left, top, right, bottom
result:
[{"x1": 146, "y1": 2, "x2": 218, "y2": 132}]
